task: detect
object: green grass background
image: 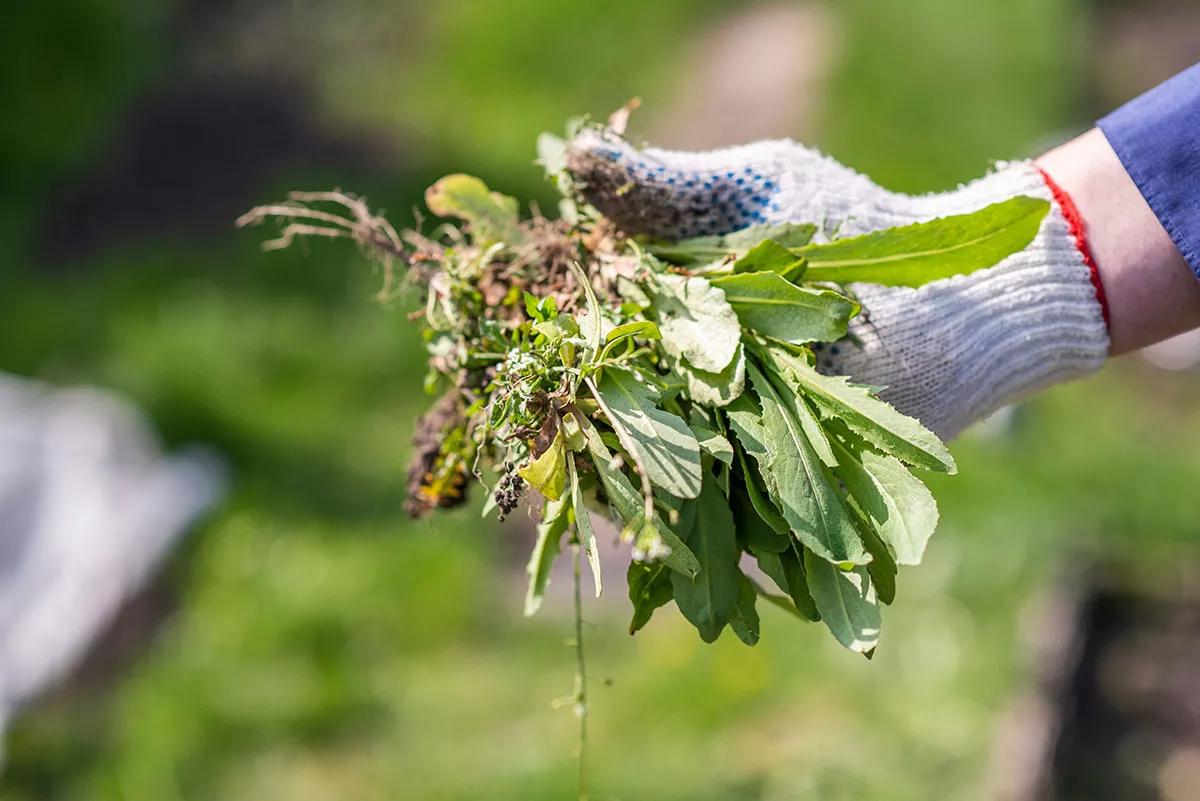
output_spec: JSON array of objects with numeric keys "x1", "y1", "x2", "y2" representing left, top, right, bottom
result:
[{"x1": 3, "y1": 1, "x2": 1197, "y2": 799}]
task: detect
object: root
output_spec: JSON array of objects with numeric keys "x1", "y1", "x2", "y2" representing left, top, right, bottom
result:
[{"x1": 236, "y1": 190, "x2": 422, "y2": 297}]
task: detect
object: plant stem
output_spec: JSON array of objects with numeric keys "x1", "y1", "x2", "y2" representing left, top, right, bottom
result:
[{"x1": 572, "y1": 540, "x2": 589, "y2": 801}]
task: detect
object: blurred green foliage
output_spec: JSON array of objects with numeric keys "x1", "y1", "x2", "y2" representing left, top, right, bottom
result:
[
  {"x1": 1, "y1": 1, "x2": 1196, "y2": 800},
  {"x1": 1, "y1": 0, "x2": 172, "y2": 242}
]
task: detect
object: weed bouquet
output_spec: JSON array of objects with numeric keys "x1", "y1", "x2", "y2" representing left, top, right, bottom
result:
[{"x1": 239, "y1": 119, "x2": 1049, "y2": 655}]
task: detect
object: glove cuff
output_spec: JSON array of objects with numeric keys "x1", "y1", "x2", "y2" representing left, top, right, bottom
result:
[{"x1": 821, "y1": 162, "x2": 1111, "y2": 438}]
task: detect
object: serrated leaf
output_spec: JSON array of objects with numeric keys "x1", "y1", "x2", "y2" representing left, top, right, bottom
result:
[
  {"x1": 830, "y1": 436, "x2": 939, "y2": 566},
  {"x1": 774, "y1": 380, "x2": 838, "y2": 468},
  {"x1": 771, "y1": 351, "x2": 956, "y2": 473},
  {"x1": 627, "y1": 561, "x2": 674, "y2": 634},
  {"x1": 798, "y1": 196, "x2": 1050, "y2": 286},
  {"x1": 710, "y1": 272, "x2": 857, "y2": 345},
  {"x1": 804, "y1": 549, "x2": 881, "y2": 653},
  {"x1": 596, "y1": 368, "x2": 702, "y2": 499},
  {"x1": 425, "y1": 174, "x2": 526, "y2": 246},
  {"x1": 567, "y1": 455, "x2": 602, "y2": 598},
  {"x1": 524, "y1": 495, "x2": 570, "y2": 616},
  {"x1": 581, "y1": 419, "x2": 700, "y2": 577},
  {"x1": 671, "y1": 474, "x2": 741, "y2": 643},
  {"x1": 741, "y1": 362, "x2": 868, "y2": 565},
  {"x1": 732, "y1": 239, "x2": 807, "y2": 278},
  {"x1": 676, "y1": 344, "x2": 746, "y2": 407},
  {"x1": 729, "y1": 573, "x2": 761, "y2": 646},
  {"x1": 755, "y1": 546, "x2": 820, "y2": 621},
  {"x1": 518, "y1": 427, "x2": 567, "y2": 501},
  {"x1": 649, "y1": 274, "x2": 741, "y2": 373}
]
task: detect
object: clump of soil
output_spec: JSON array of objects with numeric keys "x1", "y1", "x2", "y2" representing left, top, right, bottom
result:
[
  {"x1": 565, "y1": 141, "x2": 691, "y2": 238},
  {"x1": 404, "y1": 392, "x2": 467, "y2": 518}
]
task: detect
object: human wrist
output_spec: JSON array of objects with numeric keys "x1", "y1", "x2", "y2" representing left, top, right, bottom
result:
[{"x1": 1037, "y1": 128, "x2": 1200, "y2": 355}]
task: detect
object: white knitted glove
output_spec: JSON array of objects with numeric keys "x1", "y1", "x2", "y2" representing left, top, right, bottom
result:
[{"x1": 567, "y1": 131, "x2": 1111, "y2": 439}]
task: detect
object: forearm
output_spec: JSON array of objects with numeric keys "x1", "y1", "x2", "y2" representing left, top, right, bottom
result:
[{"x1": 1037, "y1": 128, "x2": 1200, "y2": 356}]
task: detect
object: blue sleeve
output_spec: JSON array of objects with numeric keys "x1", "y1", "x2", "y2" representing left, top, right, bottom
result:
[{"x1": 1098, "y1": 64, "x2": 1200, "y2": 280}]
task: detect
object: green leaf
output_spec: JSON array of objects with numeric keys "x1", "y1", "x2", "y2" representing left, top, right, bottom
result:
[
  {"x1": 647, "y1": 223, "x2": 815, "y2": 265},
  {"x1": 671, "y1": 474, "x2": 741, "y2": 643},
  {"x1": 854, "y1": 509, "x2": 897, "y2": 606},
  {"x1": 732, "y1": 439, "x2": 789, "y2": 537},
  {"x1": 572, "y1": 261, "x2": 605, "y2": 362},
  {"x1": 724, "y1": 222, "x2": 818, "y2": 251},
  {"x1": 632, "y1": 519, "x2": 696, "y2": 574},
  {"x1": 738, "y1": 363, "x2": 867, "y2": 565},
  {"x1": 533, "y1": 321, "x2": 563, "y2": 342},
  {"x1": 732, "y1": 480, "x2": 789, "y2": 554},
  {"x1": 524, "y1": 292, "x2": 557, "y2": 322},
  {"x1": 830, "y1": 435, "x2": 939, "y2": 566},
  {"x1": 771, "y1": 351, "x2": 956, "y2": 474},
  {"x1": 798, "y1": 196, "x2": 1050, "y2": 287},
  {"x1": 778, "y1": 382, "x2": 838, "y2": 468},
  {"x1": 732, "y1": 239, "x2": 807, "y2": 278},
  {"x1": 561, "y1": 411, "x2": 586, "y2": 453},
  {"x1": 690, "y1": 424, "x2": 734, "y2": 466},
  {"x1": 425, "y1": 174, "x2": 526, "y2": 246},
  {"x1": 518, "y1": 427, "x2": 568, "y2": 501},
  {"x1": 596, "y1": 368, "x2": 702, "y2": 499},
  {"x1": 755, "y1": 546, "x2": 820, "y2": 621},
  {"x1": 605, "y1": 320, "x2": 661, "y2": 344},
  {"x1": 537, "y1": 132, "x2": 568, "y2": 180},
  {"x1": 533, "y1": 312, "x2": 578, "y2": 344},
  {"x1": 616, "y1": 276, "x2": 653, "y2": 309},
  {"x1": 524, "y1": 495, "x2": 570, "y2": 617},
  {"x1": 711, "y1": 272, "x2": 858, "y2": 345},
  {"x1": 567, "y1": 455, "x2": 602, "y2": 598},
  {"x1": 627, "y1": 561, "x2": 674, "y2": 634},
  {"x1": 754, "y1": 548, "x2": 786, "y2": 588},
  {"x1": 729, "y1": 574, "x2": 761, "y2": 646},
  {"x1": 649, "y1": 274, "x2": 741, "y2": 373},
  {"x1": 581, "y1": 419, "x2": 699, "y2": 577},
  {"x1": 753, "y1": 584, "x2": 810, "y2": 621},
  {"x1": 804, "y1": 549, "x2": 881, "y2": 653},
  {"x1": 676, "y1": 344, "x2": 746, "y2": 407},
  {"x1": 656, "y1": 490, "x2": 699, "y2": 537}
]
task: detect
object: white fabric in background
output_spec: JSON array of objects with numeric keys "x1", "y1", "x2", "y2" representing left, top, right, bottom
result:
[{"x1": 0, "y1": 375, "x2": 223, "y2": 726}]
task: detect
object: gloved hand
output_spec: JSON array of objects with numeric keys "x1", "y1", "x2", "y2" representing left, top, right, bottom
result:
[{"x1": 566, "y1": 130, "x2": 1111, "y2": 439}]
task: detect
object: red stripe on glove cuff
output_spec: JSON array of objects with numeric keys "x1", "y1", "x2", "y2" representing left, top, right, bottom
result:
[{"x1": 1039, "y1": 168, "x2": 1112, "y2": 329}]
